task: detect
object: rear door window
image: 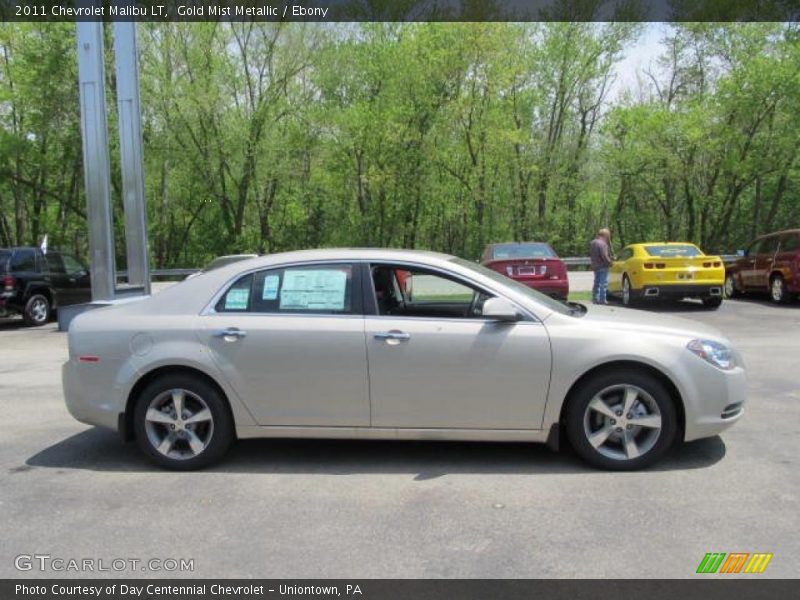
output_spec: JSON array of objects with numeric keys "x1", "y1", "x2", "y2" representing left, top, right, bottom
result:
[
  {"x1": 216, "y1": 264, "x2": 359, "y2": 315},
  {"x1": 61, "y1": 254, "x2": 86, "y2": 274},
  {"x1": 758, "y1": 236, "x2": 780, "y2": 256},
  {"x1": 46, "y1": 253, "x2": 66, "y2": 274}
]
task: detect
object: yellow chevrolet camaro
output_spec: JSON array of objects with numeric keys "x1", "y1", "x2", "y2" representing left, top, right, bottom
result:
[{"x1": 608, "y1": 243, "x2": 725, "y2": 309}]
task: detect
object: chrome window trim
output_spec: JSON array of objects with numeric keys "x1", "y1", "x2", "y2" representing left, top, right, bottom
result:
[
  {"x1": 201, "y1": 259, "x2": 361, "y2": 317},
  {"x1": 201, "y1": 257, "x2": 541, "y2": 322}
]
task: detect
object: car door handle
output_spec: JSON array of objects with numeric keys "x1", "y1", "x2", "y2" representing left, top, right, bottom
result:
[
  {"x1": 213, "y1": 327, "x2": 247, "y2": 340},
  {"x1": 374, "y1": 330, "x2": 411, "y2": 342}
]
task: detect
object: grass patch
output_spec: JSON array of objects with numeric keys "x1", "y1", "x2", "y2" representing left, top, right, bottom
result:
[{"x1": 568, "y1": 291, "x2": 593, "y2": 302}]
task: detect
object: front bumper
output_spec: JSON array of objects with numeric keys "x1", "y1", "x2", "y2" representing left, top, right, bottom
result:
[{"x1": 678, "y1": 354, "x2": 747, "y2": 442}]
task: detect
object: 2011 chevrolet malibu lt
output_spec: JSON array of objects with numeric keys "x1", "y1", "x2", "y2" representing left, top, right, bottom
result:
[{"x1": 63, "y1": 249, "x2": 745, "y2": 470}]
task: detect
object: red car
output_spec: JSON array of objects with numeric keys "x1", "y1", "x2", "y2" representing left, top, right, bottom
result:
[
  {"x1": 481, "y1": 242, "x2": 569, "y2": 300},
  {"x1": 725, "y1": 228, "x2": 800, "y2": 303}
]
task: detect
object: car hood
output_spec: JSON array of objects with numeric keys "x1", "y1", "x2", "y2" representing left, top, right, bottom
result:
[{"x1": 568, "y1": 303, "x2": 726, "y2": 341}]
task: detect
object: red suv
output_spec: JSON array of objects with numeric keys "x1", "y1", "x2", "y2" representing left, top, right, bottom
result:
[
  {"x1": 725, "y1": 229, "x2": 800, "y2": 303},
  {"x1": 481, "y1": 242, "x2": 569, "y2": 300}
]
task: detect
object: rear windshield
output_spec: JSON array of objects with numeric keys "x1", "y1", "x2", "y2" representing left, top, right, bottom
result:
[
  {"x1": 643, "y1": 245, "x2": 702, "y2": 257},
  {"x1": 492, "y1": 243, "x2": 556, "y2": 260}
]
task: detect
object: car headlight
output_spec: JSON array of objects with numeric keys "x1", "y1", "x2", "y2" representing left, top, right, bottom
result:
[{"x1": 687, "y1": 339, "x2": 735, "y2": 370}]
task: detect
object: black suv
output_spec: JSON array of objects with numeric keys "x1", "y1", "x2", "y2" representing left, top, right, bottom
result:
[{"x1": 1, "y1": 247, "x2": 91, "y2": 326}]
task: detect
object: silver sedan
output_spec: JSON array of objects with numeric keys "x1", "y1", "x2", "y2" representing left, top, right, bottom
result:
[{"x1": 63, "y1": 249, "x2": 746, "y2": 470}]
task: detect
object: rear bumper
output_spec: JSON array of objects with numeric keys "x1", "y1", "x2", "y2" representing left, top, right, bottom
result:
[
  {"x1": 62, "y1": 360, "x2": 121, "y2": 432},
  {"x1": 514, "y1": 278, "x2": 569, "y2": 299},
  {"x1": 635, "y1": 284, "x2": 723, "y2": 299}
]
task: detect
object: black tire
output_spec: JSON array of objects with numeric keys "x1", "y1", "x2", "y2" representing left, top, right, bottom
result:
[
  {"x1": 621, "y1": 275, "x2": 637, "y2": 307},
  {"x1": 23, "y1": 293, "x2": 50, "y2": 327},
  {"x1": 724, "y1": 273, "x2": 740, "y2": 299},
  {"x1": 769, "y1": 274, "x2": 790, "y2": 304},
  {"x1": 702, "y1": 297, "x2": 723, "y2": 309},
  {"x1": 565, "y1": 369, "x2": 679, "y2": 471},
  {"x1": 133, "y1": 374, "x2": 235, "y2": 470}
]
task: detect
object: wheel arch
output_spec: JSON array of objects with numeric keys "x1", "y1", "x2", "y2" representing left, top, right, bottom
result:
[
  {"x1": 123, "y1": 365, "x2": 234, "y2": 442},
  {"x1": 27, "y1": 286, "x2": 54, "y2": 305},
  {"x1": 558, "y1": 360, "x2": 685, "y2": 438}
]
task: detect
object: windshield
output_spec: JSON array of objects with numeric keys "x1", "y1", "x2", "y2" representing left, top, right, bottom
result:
[
  {"x1": 451, "y1": 257, "x2": 577, "y2": 316},
  {"x1": 491, "y1": 243, "x2": 556, "y2": 259},
  {"x1": 644, "y1": 245, "x2": 702, "y2": 257}
]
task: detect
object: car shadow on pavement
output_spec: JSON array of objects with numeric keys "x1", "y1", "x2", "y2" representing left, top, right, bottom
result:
[{"x1": 25, "y1": 427, "x2": 726, "y2": 477}]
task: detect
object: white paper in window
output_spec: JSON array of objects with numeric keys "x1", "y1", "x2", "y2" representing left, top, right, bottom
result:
[
  {"x1": 280, "y1": 269, "x2": 347, "y2": 311},
  {"x1": 262, "y1": 275, "x2": 280, "y2": 300},
  {"x1": 225, "y1": 288, "x2": 250, "y2": 310}
]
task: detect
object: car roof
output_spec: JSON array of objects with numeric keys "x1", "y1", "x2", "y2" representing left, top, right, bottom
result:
[{"x1": 223, "y1": 247, "x2": 456, "y2": 269}]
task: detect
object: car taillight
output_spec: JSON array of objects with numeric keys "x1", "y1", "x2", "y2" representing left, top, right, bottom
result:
[
  {"x1": 643, "y1": 263, "x2": 653, "y2": 269},
  {"x1": 3, "y1": 274, "x2": 13, "y2": 291},
  {"x1": 703, "y1": 262, "x2": 711, "y2": 268},
  {"x1": 713, "y1": 261, "x2": 721, "y2": 267},
  {"x1": 655, "y1": 263, "x2": 665, "y2": 269}
]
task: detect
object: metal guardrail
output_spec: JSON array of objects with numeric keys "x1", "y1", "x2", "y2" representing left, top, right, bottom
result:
[{"x1": 118, "y1": 255, "x2": 741, "y2": 279}]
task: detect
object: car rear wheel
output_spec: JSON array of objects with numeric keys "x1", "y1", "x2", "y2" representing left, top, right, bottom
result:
[
  {"x1": 724, "y1": 273, "x2": 740, "y2": 299},
  {"x1": 702, "y1": 297, "x2": 723, "y2": 309},
  {"x1": 23, "y1": 294, "x2": 50, "y2": 327},
  {"x1": 769, "y1": 275, "x2": 790, "y2": 304},
  {"x1": 622, "y1": 275, "x2": 636, "y2": 307},
  {"x1": 565, "y1": 370, "x2": 678, "y2": 470},
  {"x1": 133, "y1": 374, "x2": 234, "y2": 470}
]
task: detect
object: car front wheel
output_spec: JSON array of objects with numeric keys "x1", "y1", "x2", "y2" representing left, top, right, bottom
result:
[
  {"x1": 133, "y1": 374, "x2": 234, "y2": 470},
  {"x1": 565, "y1": 370, "x2": 678, "y2": 470}
]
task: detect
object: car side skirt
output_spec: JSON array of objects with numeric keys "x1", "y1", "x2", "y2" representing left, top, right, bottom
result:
[{"x1": 236, "y1": 425, "x2": 549, "y2": 443}]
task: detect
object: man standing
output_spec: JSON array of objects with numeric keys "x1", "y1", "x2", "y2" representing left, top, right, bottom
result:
[{"x1": 590, "y1": 228, "x2": 614, "y2": 304}]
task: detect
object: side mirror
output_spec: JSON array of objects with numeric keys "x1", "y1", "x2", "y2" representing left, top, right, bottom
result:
[{"x1": 482, "y1": 297, "x2": 521, "y2": 322}]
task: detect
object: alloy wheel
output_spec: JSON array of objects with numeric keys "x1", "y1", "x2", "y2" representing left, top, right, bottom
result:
[
  {"x1": 582, "y1": 384, "x2": 662, "y2": 461},
  {"x1": 724, "y1": 275, "x2": 735, "y2": 298},
  {"x1": 144, "y1": 388, "x2": 214, "y2": 460},
  {"x1": 771, "y1": 277, "x2": 784, "y2": 303},
  {"x1": 30, "y1": 298, "x2": 48, "y2": 323}
]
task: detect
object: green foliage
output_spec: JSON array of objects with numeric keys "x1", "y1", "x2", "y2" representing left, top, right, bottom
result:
[{"x1": 0, "y1": 23, "x2": 798, "y2": 267}]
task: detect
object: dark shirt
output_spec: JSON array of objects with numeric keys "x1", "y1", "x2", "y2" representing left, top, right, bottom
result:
[{"x1": 590, "y1": 237, "x2": 612, "y2": 270}]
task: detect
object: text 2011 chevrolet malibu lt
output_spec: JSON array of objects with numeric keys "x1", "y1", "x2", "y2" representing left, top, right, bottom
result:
[{"x1": 63, "y1": 249, "x2": 745, "y2": 470}]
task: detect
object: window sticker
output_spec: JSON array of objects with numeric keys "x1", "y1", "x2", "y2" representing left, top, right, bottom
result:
[
  {"x1": 280, "y1": 269, "x2": 348, "y2": 311},
  {"x1": 224, "y1": 288, "x2": 250, "y2": 310},
  {"x1": 262, "y1": 275, "x2": 280, "y2": 300}
]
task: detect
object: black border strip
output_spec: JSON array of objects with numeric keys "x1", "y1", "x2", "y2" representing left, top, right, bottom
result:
[{"x1": 2, "y1": 0, "x2": 800, "y2": 23}]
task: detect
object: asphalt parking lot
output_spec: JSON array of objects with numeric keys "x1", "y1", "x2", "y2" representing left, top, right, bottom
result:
[{"x1": 1, "y1": 296, "x2": 798, "y2": 579}]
